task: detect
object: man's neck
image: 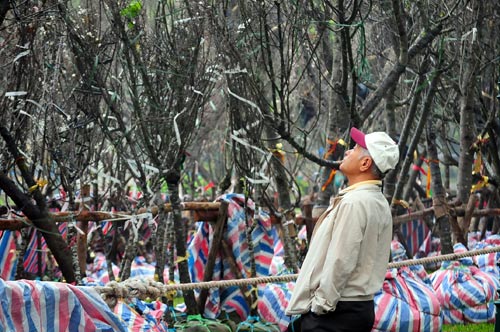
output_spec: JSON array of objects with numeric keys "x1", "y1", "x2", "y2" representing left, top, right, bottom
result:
[
  {"x1": 340, "y1": 179, "x2": 382, "y2": 195},
  {"x1": 346, "y1": 174, "x2": 379, "y2": 186}
]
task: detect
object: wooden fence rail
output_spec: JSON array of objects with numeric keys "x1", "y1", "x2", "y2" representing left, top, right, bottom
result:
[{"x1": 1, "y1": 202, "x2": 500, "y2": 231}]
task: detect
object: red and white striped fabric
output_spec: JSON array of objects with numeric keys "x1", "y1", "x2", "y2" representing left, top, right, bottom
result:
[
  {"x1": 483, "y1": 233, "x2": 500, "y2": 246},
  {"x1": 430, "y1": 243, "x2": 500, "y2": 324},
  {"x1": 114, "y1": 300, "x2": 169, "y2": 332},
  {"x1": 130, "y1": 256, "x2": 156, "y2": 279},
  {"x1": 414, "y1": 235, "x2": 442, "y2": 271},
  {"x1": 373, "y1": 267, "x2": 442, "y2": 332},
  {"x1": 257, "y1": 282, "x2": 295, "y2": 331},
  {"x1": 473, "y1": 234, "x2": 500, "y2": 280},
  {"x1": 0, "y1": 231, "x2": 17, "y2": 280},
  {"x1": 269, "y1": 228, "x2": 285, "y2": 276},
  {"x1": 373, "y1": 241, "x2": 442, "y2": 332},
  {"x1": 0, "y1": 278, "x2": 126, "y2": 331},
  {"x1": 468, "y1": 231, "x2": 482, "y2": 249},
  {"x1": 187, "y1": 193, "x2": 275, "y2": 320},
  {"x1": 85, "y1": 252, "x2": 120, "y2": 285}
]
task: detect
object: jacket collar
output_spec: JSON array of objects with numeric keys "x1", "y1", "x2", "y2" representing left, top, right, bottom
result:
[{"x1": 339, "y1": 180, "x2": 382, "y2": 195}]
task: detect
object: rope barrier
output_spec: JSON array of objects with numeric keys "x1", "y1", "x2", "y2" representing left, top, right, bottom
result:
[{"x1": 94, "y1": 246, "x2": 500, "y2": 307}]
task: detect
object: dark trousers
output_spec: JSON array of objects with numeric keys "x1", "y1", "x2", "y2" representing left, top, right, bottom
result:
[{"x1": 287, "y1": 300, "x2": 375, "y2": 332}]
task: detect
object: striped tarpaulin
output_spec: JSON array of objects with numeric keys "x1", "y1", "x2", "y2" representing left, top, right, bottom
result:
[
  {"x1": 414, "y1": 235, "x2": 442, "y2": 271},
  {"x1": 390, "y1": 241, "x2": 430, "y2": 282},
  {"x1": 85, "y1": 252, "x2": 120, "y2": 286},
  {"x1": 483, "y1": 234, "x2": 500, "y2": 246},
  {"x1": 468, "y1": 231, "x2": 482, "y2": 250},
  {"x1": 400, "y1": 219, "x2": 430, "y2": 257},
  {"x1": 430, "y1": 243, "x2": 500, "y2": 324},
  {"x1": 131, "y1": 298, "x2": 168, "y2": 328},
  {"x1": 130, "y1": 256, "x2": 156, "y2": 279},
  {"x1": 257, "y1": 282, "x2": 295, "y2": 331},
  {"x1": 0, "y1": 278, "x2": 126, "y2": 331},
  {"x1": 187, "y1": 193, "x2": 274, "y2": 321},
  {"x1": 373, "y1": 267, "x2": 441, "y2": 332},
  {"x1": 0, "y1": 230, "x2": 17, "y2": 280},
  {"x1": 252, "y1": 208, "x2": 275, "y2": 277},
  {"x1": 473, "y1": 234, "x2": 500, "y2": 279},
  {"x1": 23, "y1": 222, "x2": 68, "y2": 276},
  {"x1": 269, "y1": 227, "x2": 285, "y2": 276},
  {"x1": 23, "y1": 229, "x2": 48, "y2": 275},
  {"x1": 400, "y1": 199, "x2": 433, "y2": 257},
  {"x1": 374, "y1": 241, "x2": 441, "y2": 332},
  {"x1": 114, "y1": 300, "x2": 169, "y2": 332}
]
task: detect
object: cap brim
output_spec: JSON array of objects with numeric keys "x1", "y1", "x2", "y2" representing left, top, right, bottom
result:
[{"x1": 350, "y1": 127, "x2": 367, "y2": 149}]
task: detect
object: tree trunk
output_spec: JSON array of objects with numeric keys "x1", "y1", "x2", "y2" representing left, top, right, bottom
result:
[
  {"x1": 456, "y1": 1, "x2": 484, "y2": 204},
  {"x1": 0, "y1": 126, "x2": 76, "y2": 283},
  {"x1": 426, "y1": 116, "x2": 453, "y2": 254},
  {"x1": 388, "y1": 59, "x2": 429, "y2": 203},
  {"x1": 391, "y1": 65, "x2": 436, "y2": 208},
  {"x1": 165, "y1": 168, "x2": 198, "y2": 315},
  {"x1": 314, "y1": 4, "x2": 349, "y2": 219},
  {"x1": 154, "y1": 207, "x2": 168, "y2": 283},
  {"x1": 266, "y1": 128, "x2": 300, "y2": 272}
]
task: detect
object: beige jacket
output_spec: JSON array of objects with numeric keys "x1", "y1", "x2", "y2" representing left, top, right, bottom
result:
[{"x1": 285, "y1": 181, "x2": 392, "y2": 315}]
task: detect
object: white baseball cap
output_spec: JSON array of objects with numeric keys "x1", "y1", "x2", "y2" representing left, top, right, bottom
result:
[{"x1": 350, "y1": 127, "x2": 399, "y2": 173}]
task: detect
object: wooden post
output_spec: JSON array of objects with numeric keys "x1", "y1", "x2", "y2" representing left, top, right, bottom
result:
[
  {"x1": 197, "y1": 201, "x2": 229, "y2": 313},
  {"x1": 76, "y1": 184, "x2": 91, "y2": 279},
  {"x1": 221, "y1": 240, "x2": 253, "y2": 310}
]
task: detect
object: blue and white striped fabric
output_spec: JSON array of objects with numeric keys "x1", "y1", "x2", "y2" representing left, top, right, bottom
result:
[
  {"x1": 130, "y1": 256, "x2": 156, "y2": 279},
  {"x1": 252, "y1": 208, "x2": 275, "y2": 277},
  {"x1": 373, "y1": 241, "x2": 442, "y2": 332},
  {"x1": 373, "y1": 267, "x2": 442, "y2": 332},
  {"x1": 23, "y1": 229, "x2": 48, "y2": 275},
  {"x1": 0, "y1": 278, "x2": 126, "y2": 332},
  {"x1": 473, "y1": 241, "x2": 500, "y2": 279},
  {"x1": 400, "y1": 199, "x2": 432, "y2": 257},
  {"x1": 400, "y1": 219, "x2": 430, "y2": 256},
  {"x1": 257, "y1": 281, "x2": 294, "y2": 331},
  {"x1": 187, "y1": 193, "x2": 274, "y2": 321},
  {"x1": 114, "y1": 299, "x2": 169, "y2": 332},
  {"x1": 84, "y1": 252, "x2": 120, "y2": 286},
  {"x1": 430, "y1": 243, "x2": 500, "y2": 324},
  {"x1": 269, "y1": 227, "x2": 285, "y2": 276},
  {"x1": 473, "y1": 234, "x2": 500, "y2": 279}
]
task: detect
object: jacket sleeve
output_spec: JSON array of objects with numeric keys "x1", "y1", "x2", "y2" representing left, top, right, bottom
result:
[{"x1": 311, "y1": 201, "x2": 364, "y2": 314}]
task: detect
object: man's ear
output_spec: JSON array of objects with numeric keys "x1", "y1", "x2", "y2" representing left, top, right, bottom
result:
[{"x1": 360, "y1": 157, "x2": 373, "y2": 172}]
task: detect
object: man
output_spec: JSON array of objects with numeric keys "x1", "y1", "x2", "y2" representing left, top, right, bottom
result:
[{"x1": 286, "y1": 127, "x2": 399, "y2": 332}]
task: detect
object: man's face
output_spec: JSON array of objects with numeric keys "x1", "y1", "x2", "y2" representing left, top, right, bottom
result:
[{"x1": 339, "y1": 144, "x2": 372, "y2": 176}]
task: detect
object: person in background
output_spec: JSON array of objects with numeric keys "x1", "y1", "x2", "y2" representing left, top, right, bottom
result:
[{"x1": 286, "y1": 127, "x2": 399, "y2": 332}]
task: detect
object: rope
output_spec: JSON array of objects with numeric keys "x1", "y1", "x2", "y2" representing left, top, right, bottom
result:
[{"x1": 94, "y1": 246, "x2": 500, "y2": 307}]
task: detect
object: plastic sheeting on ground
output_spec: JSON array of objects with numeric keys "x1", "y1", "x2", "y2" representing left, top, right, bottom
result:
[
  {"x1": 257, "y1": 226, "x2": 302, "y2": 331},
  {"x1": 84, "y1": 252, "x2": 121, "y2": 286},
  {"x1": 430, "y1": 243, "x2": 500, "y2": 324},
  {"x1": 372, "y1": 241, "x2": 442, "y2": 332},
  {"x1": 0, "y1": 278, "x2": 127, "y2": 332},
  {"x1": 474, "y1": 234, "x2": 500, "y2": 279},
  {"x1": 130, "y1": 256, "x2": 156, "y2": 279},
  {"x1": 373, "y1": 268, "x2": 442, "y2": 332},
  {"x1": 114, "y1": 299, "x2": 169, "y2": 332},
  {"x1": 84, "y1": 254, "x2": 165, "y2": 286},
  {"x1": 256, "y1": 241, "x2": 445, "y2": 332},
  {"x1": 257, "y1": 281, "x2": 294, "y2": 331}
]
